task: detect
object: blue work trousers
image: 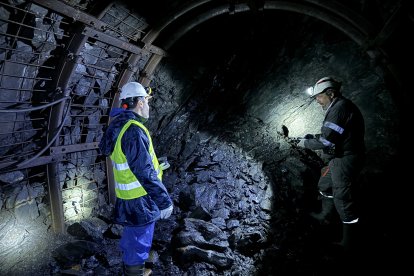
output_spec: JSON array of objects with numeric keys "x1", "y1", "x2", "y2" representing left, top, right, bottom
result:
[{"x1": 120, "y1": 222, "x2": 155, "y2": 265}]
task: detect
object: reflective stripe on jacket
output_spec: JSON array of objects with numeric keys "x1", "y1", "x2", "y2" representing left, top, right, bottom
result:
[
  {"x1": 99, "y1": 110, "x2": 172, "y2": 226},
  {"x1": 111, "y1": 120, "x2": 162, "y2": 199},
  {"x1": 304, "y1": 96, "x2": 365, "y2": 157}
]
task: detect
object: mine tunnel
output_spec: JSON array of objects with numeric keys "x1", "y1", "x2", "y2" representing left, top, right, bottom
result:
[{"x1": 0, "y1": 0, "x2": 411, "y2": 275}]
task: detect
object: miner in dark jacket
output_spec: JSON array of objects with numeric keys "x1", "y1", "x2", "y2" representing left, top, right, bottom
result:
[
  {"x1": 297, "y1": 77, "x2": 365, "y2": 253},
  {"x1": 99, "y1": 81, "x2": 173, "y2": 276}
]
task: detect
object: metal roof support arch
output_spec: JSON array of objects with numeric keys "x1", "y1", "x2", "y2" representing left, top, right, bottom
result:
[
  {"x1": 139, "y1": 0, "x2": 386, "y2": 87},
  {"x1": 29, "y1": 0, "x2": 127, "y2": 233}
]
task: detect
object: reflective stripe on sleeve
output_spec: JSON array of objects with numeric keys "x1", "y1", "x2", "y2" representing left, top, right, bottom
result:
[
  {"x1": 319, "y1": 136, "x2": 334, "y2": 147},
  {"x1": 324, "y1": 121, "x2": 344, "y2": 134}
]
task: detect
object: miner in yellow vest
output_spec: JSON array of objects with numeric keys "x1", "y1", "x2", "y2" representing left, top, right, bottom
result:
[{"x1": 99, "y1": 81, "x2": 173, "y2": 276}]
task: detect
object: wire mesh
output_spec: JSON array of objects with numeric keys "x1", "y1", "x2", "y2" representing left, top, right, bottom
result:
[
  {"x1": 0, "y1": 1, "x2": 69, "y2": 169},
  {"x1": 60, "y1": 156, "x2": 107, "y2": 222},
  {"x1": 0, "y1": 0, "x2": 155, "y2": 231}
]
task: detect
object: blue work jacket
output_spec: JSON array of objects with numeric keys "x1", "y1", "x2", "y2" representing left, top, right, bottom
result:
[{"x1": 99, "y1": 109, "x2": 172, "y2": 226}]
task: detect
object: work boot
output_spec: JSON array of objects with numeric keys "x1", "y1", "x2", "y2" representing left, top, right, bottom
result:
[
  {"x1": 339, "y1": 222, "x2": 360, "y2": 253},
  {"x1": 310, "y1": 198, "x2": 336, "y2": 225},
  {"x1": 124, "y1": 264, "x2": 152, "y2": 276},
  {"x1": 332, "y1": 222, "x2": 362, "y2": 271}
]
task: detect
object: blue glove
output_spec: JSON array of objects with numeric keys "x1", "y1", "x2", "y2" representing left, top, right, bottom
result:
[
  {"x1": 160, "y1": 205, "x2": 173, "y2": 219},
  {"x1": 297, "y1": 139, "x2": 306, "y2": 148}
]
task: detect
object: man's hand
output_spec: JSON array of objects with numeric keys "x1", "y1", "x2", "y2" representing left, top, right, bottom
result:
[
  {"x1": 160, "y1": 205, "x2": 173, "y2": 219},
  {"x1": 297, "y1": 138, "x2": 307, "y2": 148}
]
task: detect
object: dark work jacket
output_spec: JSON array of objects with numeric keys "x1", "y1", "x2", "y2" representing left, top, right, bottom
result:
[
  {"x1": 305, "y1": 96, "x2": 365, "y2": 157},
  {"x1": 99, "y1": 109, "x2": 172, "y2": 226}
]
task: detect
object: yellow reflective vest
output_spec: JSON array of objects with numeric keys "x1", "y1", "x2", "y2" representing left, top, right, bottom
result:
[{"x1": 110, "y1": 120, "x2": 163, "y2": 200}]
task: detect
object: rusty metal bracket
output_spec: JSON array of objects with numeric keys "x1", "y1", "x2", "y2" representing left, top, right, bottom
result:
[
  {"x1": 33, "y1": 0, "x2": 167, "y2": 58},
  {"x1": 82, "y1": 27, "x2": 143, "y2": 54},
  {"x1": 128, "y1": 64, "x2": 140, "y2": 74},
  {"x1": 50, "y1": 142, "x2": 99, "y2": 155},
  {"x1": 0, "y1": 142, "x2": 99, "y2": 172},
  {"x1": 0, "y1": 154, "x2": 69, "y2": 172},
  {"x1": 143, "y1": 44, "x2": 168, "y2": 57}
]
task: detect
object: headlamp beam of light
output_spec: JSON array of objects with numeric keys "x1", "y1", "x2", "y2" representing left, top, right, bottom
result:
[{"x1": 306, "y1": 86, "x2": 314, "y2": 96}]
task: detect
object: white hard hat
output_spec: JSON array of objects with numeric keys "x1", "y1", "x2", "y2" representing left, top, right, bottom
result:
[
  {"x1": 119, "y1": 82, "x2": 148, "y2": 100},
  {"x1": 309, "y1": 77, "x2": 341, "y2": 97}
]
